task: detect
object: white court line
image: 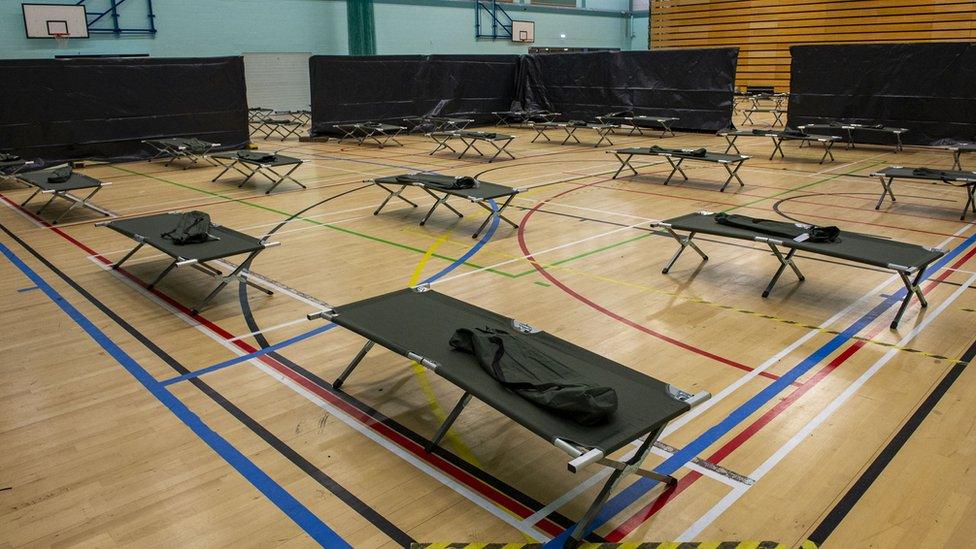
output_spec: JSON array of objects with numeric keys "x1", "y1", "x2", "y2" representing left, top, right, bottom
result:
[
  {"x1": 430, "y1": 218, "x2": 656, "y2": 287},
  {"x1": 518, "y1": 441, "x2": 752, "y2": 529},
  {"x1": 511, "y1": 195, "x2": 657, "y2": 222},
  {"x1": 88, "y1": 256, "x2": 550, "y2": 541},
  {"x1": 678, "y1": 271, "x2": 976, "y2": 541},
  {"x1": 227, "y1": 317, "x2": 310, "y2": 342}
]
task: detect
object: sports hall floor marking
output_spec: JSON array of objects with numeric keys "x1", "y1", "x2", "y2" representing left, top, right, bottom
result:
[
  {"x1": 588, "y1": 232, "x2": 976, "y2": 544},
  {"x1": 678, "y1": 271, "x2": 976, "y2": 542},
  {"x1": 806, "y1": 334, "x2": 976, "y2": 545},
  {"x1": 71, "y1": 203, "x2": 571, "y2": 540},
  {"x1": 0, "y1": 226, "x2": 351, "y2": 548},
  {"x1": 525, "y1": 221, "x2": 974, "y2": 540},
  {"x1": 2, "y1": 190, "x2": 576, "y2": 540}
]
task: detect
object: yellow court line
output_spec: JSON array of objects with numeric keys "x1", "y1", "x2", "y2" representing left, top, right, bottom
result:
[
  {"x1": 407, "y1": 232, "x2": 542, "y2": 543},
  {"x1": 406, "y1": 231, "x2": 484, "y2": 467}
]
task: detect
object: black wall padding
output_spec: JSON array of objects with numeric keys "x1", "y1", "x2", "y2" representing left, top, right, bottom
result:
[
  {"x1": 788, "y1": 43, "x2": 976, "y2": 146},
  {"x1": 516, "y1": 49, "x2": 738, "y2": 132},
  {"x1": 0, "y1": 57, "x2": 248, "y2": 162},
  {"x1": 310, "y1": 55, "x2": 520, "y2": 136}
]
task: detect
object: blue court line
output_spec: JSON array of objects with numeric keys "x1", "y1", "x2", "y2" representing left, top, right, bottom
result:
[
  {"x1": 165, "y1": 199, "x2": 500, "y2": 385},
  {"x1": 546, "y1": 230, "x2": 976, "y2": 546},
  {"x1": 159, "y1": 324, "x2": 337, "y2": 386},
  {"x1": 0, "y1": 240, "x2": 350, "y2": 548}
]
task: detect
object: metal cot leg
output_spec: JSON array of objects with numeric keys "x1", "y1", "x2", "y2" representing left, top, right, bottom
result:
[
  {"x1": 568, "y1": 427, "x2": 672, "y2": 545},
  {"x1": 333, "y1": 340, "x2": 375, "y2": 389},
  {"x1": 762, "y1": 244, "x2": 804, "y2": 298},
  {"x1": 146, "y1": 259, "x2": 180, "y2": 290},
  {"x1": 373, "y1": 183, "x2": 418, "y2": 215},
  {"x1": 425, "y1": 392, "x2": 472, "y2": 452},
  {"x1": 113, "y1": 241, "x2": 145, "y2": 269},
  {"x1": 661, "y1": 228, "x2": 708, "y2": 274},
  {"x1": 876, "y1": 176, "x2": 896, "y2": 209},
  {"x1": 891, "y1": 269, "x2": 927, "y2": 329},
  {"x1": 663, "y1": 157, "x2": 686, "y2": 185},
  {"x1": 720, "y1": 161, "x2": 745, "y2": 192}
]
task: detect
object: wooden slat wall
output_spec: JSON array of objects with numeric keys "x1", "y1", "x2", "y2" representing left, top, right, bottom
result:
[{"x1": 649, "y1": 0, "x2": 976, "y2": 91}]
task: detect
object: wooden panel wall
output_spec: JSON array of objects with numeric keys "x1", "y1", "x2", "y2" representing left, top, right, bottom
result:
[{"x1": 649, "y1": 0, "x2": 976, "y2": 91}]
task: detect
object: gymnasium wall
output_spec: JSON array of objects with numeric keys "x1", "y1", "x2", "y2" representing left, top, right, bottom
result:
[
  {"x1": 0, "y1": 0, "x2": 649, "y2": 59},
  {"x1": 649, "y1": 0, "x2": 976, "y2": 90}
]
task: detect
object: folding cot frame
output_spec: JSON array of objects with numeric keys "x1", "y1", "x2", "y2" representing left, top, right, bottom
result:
[
  {"x1": 427, "y1": 131, "x2": 517, "y2": 162},
  {"x1": 871, "y1": 167, "x2": 976, "y2": 221},
  {"x1": 333, "y1": 123, "x2": 407, "y2": 148},
  {"x1": 742, "y1": 107, "x2": 786, "y2": 127},
  {"x1": 947, "y1": 144, "x2": 976, "y2": 171},
  {"x1": 371, "y1": 174, "x2": 522, "y2": 238},
  {"x1": 306, "y1": 285, "x2": 710, "y2": 545},
  {"x1": 751, "y1": 93, "x2": 788, "y2": 109},
  {"x1": 798, "y1": 123, "x2": 908, "y2": 152},
  {"x1": 530, "y1": 122, "x2": 618, "y2": 148},
  {"x1": 208, "y1": 152, "x2": 306, "y2": 194},
  {"x1": 719, "y1": 130, "x2": 840, "y2": 164},
  {"x1": 143, "y1": 138, "x2": 221, "y2": 169},
  {"x1": 16, "y1": 167, "x2": 114, "y2": 224},
  {"x1": 595, "y1": 115, "x2": 679, "y2": 138},
  {"x1": 1, "y1": 159, "x2": 37, "y2": 181},
  {"x1": 99, "y1": 213, "x2": 280, "y2": 314},
  {"x1": 609, "y1": 148, "x2": 749, "y2": 192},
  {"x1": 654, "y1": 211, "x2": 945, "y2": 329},
  {"x1": 403, "y1": 116, "x2": 475, "y2": 133},
  {"x1": 491, "y1": 110, "x2": 561, "y2": 126},
  {"x1": 249, "y1": 118, "x2": 305, "y2": 141},
  {"x1": 248, "y1": 107, "x2": 273, "y2": 122}
]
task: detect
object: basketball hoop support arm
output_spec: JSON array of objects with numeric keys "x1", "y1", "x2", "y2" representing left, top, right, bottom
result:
[{"x1": 76, "y1": 0, "x2": 157, "y2": 36}]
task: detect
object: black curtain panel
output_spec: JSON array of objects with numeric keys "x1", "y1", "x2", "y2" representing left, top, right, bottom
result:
[
  {"x1": 516, "y1": 48, "x2": 738, "y2": 131},
  {"x1": 0, "y1": 56, "x2": 248, "y2": 163},
  {"x1": 788, "y1": 43, "x2": 976, "y2": 145},
  {"x1": 310, "y1": 49, "x2": 738, "y2": 136},
  {"x1": 309, "y1": 54, "x2": 521, "y2": 136}
]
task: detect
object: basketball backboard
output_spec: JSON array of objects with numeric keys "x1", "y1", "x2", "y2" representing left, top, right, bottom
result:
[
  {"x1": 23, "y1": 3, "x2": 89, "y2": 39},
  {"x1": 512, "y1": 20, "x2": 535, "y2": 43}
]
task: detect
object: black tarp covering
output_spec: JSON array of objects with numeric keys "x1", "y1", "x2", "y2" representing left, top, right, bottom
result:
[
  {"x1": 516, "y1": 49, "x2": 738, "y2": 132},
  {"x1": 788, "y1": 43, "x2": 976, "y2": 146},
  {"x1": 310, "y1": 54, "x2": 520, "y2": 136},
  {"x1": 0, "y1": 57, "x2": 248, "y2": 163}
]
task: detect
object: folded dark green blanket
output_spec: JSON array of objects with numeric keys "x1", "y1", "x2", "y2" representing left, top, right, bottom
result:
[
  {"x1": 46, "y1": 166, "x2": 73, "y2": 184},
  {"x1": 398, "y1": 173, "x2": 478, "y2": 190},
  {"x1": 912, "y1": 167, "x2": 953, "y2": 178},
  {"x1": 450, "y1": 326, "x2": 618, "y2": 425},
  {"x1": 237, "y1": 151, "x2": 277, "y2": 163},
  {"x1": 715, "y1": 212, "x2": 839, "y2": 243},
  {"x1": 649, "y1": 145, "x2": 707, "y2": 157}
]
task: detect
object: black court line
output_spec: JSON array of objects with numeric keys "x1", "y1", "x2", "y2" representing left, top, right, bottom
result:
[
  {"x1": 0, "y1": 222, "x2": 415, "y2": 547},
  {"x1": 807, "y1": 335, "x2": 976, "y2": 546}
]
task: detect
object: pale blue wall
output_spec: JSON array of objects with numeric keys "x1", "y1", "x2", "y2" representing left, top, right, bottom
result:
[
  {"x1": 630, "y1": 13, "x2": 649, "y2": 51},
  {"x1": 0, "y1": 0, "x2": 648, "y2": 59}
]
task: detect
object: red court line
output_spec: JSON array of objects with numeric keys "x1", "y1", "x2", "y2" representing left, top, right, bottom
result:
[
  {"x1": 516, "y1": 179, "x2": 786, "y2": 383},
  {"x1": 604, "y1": 244, "x2": 976, "y2": 541},
  {"x1": 0, "y1": 192, "x2": 569, "y2": 537}
]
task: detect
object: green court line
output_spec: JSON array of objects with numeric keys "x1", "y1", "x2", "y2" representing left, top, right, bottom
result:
[
  {"x1": 110, "y1": 159, "x2": 880, "y2": 284},
  {"x1": 722, "y1": 160, "x2": 888, "y2": 213}
]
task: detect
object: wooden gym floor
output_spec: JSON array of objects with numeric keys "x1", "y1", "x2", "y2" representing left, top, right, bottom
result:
[{"x1": 2, "y1": 110, "x2": 975, "y2": 548}]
